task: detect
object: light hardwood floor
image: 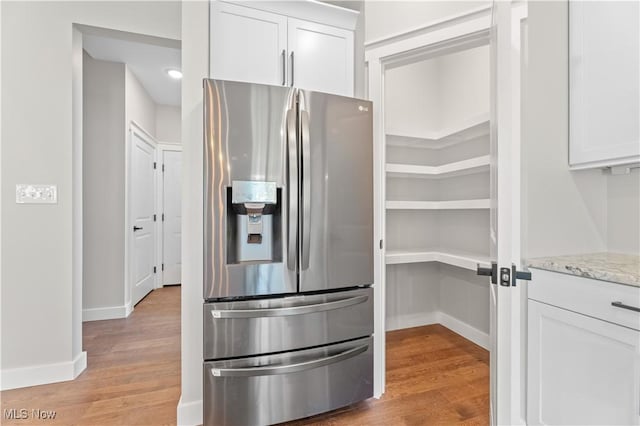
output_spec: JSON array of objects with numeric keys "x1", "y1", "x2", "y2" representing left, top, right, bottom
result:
[
  {"x1": 1, "y1": 287, "x2": 181, "y2": 425},
  {"x1": 1, "y1": 287, "x2": 489, "y2": 425}
]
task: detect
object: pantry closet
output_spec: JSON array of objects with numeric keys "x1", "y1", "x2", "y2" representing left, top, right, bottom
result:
[{"x1": 366, "y1": 7, "x2": 493, "y2": 396}]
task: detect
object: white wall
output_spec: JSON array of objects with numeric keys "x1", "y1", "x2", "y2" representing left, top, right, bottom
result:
[
  {"x1": 607, "y1": 171, "x2": 640, "y2": 254},
  {"x1": 126, "y1": 66, "x2": 157, "y2": 137},
  {"x1": 156, "y1": 105, "x2": 182, "y2": 143},
  {"x1": 178, "y1": 2, "x2": 208, "y2": 424},
  {"x1": 1, "y1": 1, "x2": 180, "y2": 389},
  {"x1": 83, "y1": 52, "x2": 127, "y2": 314},
  {"x1": 365, "y1": 1, "x2": 489, "y2": 43},
  {"x1": 523, "y1": 1, "x2": 639, "y2": 259}
]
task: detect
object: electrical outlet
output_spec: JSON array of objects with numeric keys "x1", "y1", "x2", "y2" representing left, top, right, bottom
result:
[{"x1": 16, "y1": 184, "x2": 57, "y2": 204}]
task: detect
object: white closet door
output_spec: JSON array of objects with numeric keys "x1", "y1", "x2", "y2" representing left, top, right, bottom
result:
[
  {"x1": 488, "y1": 3, "x2": 527, "y2": 425},
  {"x1": 131, "y1": 132, "x2": 157, "y2": 306},
  {"x1": 210, "y1": 2, "x2": 288, "y2": 86},
  {"x1": 287, "y1": 18, "x2": 354, "y2": 96},
  {"x1": 163, "y1": 150, "x2": 182, "y2": 285}
]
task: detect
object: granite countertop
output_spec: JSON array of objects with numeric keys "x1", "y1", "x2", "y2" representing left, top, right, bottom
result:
[{"x1": 528, "y1": 252, "x2": 640, "y2": 287}]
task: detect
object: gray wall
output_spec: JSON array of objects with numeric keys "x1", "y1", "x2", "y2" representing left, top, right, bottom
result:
[
  {"x1": 156, "y1": 104, "x2": 182, "y2": 143},
  {"x1": 126, "y1": 67, "x2": 157, "y2": 137},
  {"x1": 1, "y1": 0, "x2": 180, "y2": 377},
  {"x1": 83, "y1": 52, "x2": 126, "y2": 312}
]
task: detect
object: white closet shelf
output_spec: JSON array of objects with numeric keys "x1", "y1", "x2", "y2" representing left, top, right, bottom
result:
[
  {"x1": 386, "y1": 199, "x2": 490, "y2": 210},
  {"x1": 386, "y1": 113, "x2": 490, "y2": 149},
  {"x1": 385, "y1": 249, "x2": 491, "y2": 270},
  {"x1": 386, "y1": 155, "x2": 490, "y2": 179}
]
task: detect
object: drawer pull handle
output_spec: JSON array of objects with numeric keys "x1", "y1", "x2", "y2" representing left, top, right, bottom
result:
[
  {"x1": 210, "y1": 344, "x2": 368, "y2": 377},
  {"x1": 611, "y1": 301, "x2": 640, "y2": 313},
  {"x1": 211, "y1": 295, "x2": 368, "y2": 319}
]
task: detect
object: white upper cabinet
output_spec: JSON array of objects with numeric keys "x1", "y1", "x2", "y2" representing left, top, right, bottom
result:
[
  {"x1": 210, "y1": 1, "x2": 357, "y2": 96},
  {"x1": 210, "y1": 3, "x2": 288, "y2": 86},
  {"x1": 569, "y1": 1, "x2": 640, "y2": 169},
  {"x1": 287, "y1": 18, "x2": 354, "y2": 96}
]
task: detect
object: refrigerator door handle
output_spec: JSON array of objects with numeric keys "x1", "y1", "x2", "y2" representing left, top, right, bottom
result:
[
  {"x1": 300, "y1": 109, "x2": 311, "y2": 270},
  {"x1": 210, "y1": 294, "x2": 368, "y2": 319},
  {"x1": 286, "y1": 108, "x2": 298, "y2": 271},
  {"x1": 210, "y1": 343, "x2": 369, "y2": 377}
]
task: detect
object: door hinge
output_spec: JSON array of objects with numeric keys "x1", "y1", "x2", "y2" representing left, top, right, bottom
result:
[
  {"x1": 379, "y1": 239, "x2": 383, "y2": 249},
  {"x1": 153, "y1": 214, "x2": 157, "y2": 222},
  {"x1": 162, "y1": 213, "x2": 165, "y2": 221},
  {"x1": 153, "y1": 266, "x2": 157, "y2": 274},
  {"x1": 162, "y1": 164, "x2": 165, "y2": 172},
  {"x1": 153, "y1": 162, "x2": 157, "y2": 170},
  {"x1": 162, "y1": 263, "x2": 165, "y2": 271}
]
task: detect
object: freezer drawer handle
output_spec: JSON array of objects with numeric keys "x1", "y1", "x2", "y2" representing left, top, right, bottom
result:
[
  {"x1": 210, "y1": 295, "x2": 368, "y2": 319},
  {"x1": 210, "y1": 343, "x2": 368, "y2": 377}
]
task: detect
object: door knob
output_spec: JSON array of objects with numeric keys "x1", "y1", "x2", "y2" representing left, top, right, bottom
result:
[{"x1": 133, "y1": 226, "x2": 143, "y2": 232}]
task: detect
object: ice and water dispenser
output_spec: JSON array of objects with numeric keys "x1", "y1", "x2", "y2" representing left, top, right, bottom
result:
[{"x1": 227, "y1": 180, "x2": 282, "y2": 264}]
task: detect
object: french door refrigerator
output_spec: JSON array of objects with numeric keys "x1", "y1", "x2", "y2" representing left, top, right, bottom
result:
[{"x1": 203, "y1": 79, "x2": 374, "y2": 426}]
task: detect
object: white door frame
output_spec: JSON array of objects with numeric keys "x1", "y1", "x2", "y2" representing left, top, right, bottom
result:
[
  {"x1": 126, "y1": 121, "x2": 159, "y2": 307},
  {"x1": 156, "y1": 142, "x2": 182, "y2": 288},
  {"x1": 365, "y1": 5, "x2": 493, "y2": 399},
  {"x1": 491, "y1": 3, "x2": 528, "y2": 425}
]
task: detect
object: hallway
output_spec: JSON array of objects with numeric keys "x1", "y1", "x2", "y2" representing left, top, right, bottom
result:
[{"x1": 1, "y1": 287, "x2": 181, "y2": 425}]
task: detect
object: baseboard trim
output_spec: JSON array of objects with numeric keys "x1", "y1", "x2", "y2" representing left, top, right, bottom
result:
[
  {"x1": 438, "y1": 312, "x2": 490, "y2": 350},
  {"x1": 1, "y1": 351, "x2": 87, "y2": 391},
  {"x1": 83, "y1": 303, "x2": 131, "y2": 322},
  {"x1": 125, "y1": 301, "x2": 133, "y2": 317},
  {"x1": 177, "y1": 396, "x2": 202, "y2": 426},
  {"x1": 385, "y1": 311, "x2": 439, "y2": 331},
  {"x1": 385, "y1": 311, "x2": 490, "y2": 350}
]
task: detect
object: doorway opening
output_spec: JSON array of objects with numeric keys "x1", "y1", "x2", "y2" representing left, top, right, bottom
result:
[{"x1": 79, "y1": 27, "x2": 182, "y2": 318}]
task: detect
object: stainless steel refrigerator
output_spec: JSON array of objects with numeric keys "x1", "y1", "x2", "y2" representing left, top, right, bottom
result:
[{"x1": 203, "y1": 79, "x2": 374, "y2": 426}]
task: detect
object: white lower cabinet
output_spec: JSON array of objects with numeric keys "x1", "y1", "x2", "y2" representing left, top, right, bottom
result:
[{"x1": 528, "y1": 299, "x2": 640, "y2": 425}]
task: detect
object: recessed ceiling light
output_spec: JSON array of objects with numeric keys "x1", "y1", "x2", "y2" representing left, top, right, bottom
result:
[{"x1": 166, "y1": 69, "x2": 182, "y2": 80}]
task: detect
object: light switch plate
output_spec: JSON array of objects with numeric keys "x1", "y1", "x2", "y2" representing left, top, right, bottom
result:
[{"x1": 16, "y1": 184, "x2": 58, "y2": 204}]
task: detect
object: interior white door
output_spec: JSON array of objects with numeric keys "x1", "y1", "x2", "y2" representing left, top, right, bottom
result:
[
  {"x1": 488, "y1": 2, "x2": 527, "y2": 425},
  {"x1": 162, "y1": 150, "x2": 182, "y2": 285},
  {"x1": 131, "y1": 132, "x2": 156, "y2": 305},
  {"x1": 287, "y1": 18, "x2": 354, "y2": 96}
]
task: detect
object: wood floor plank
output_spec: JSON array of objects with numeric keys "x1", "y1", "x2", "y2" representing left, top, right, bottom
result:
[{"x1": 1, "y1": 289, "x2": 488, "y2": 426}]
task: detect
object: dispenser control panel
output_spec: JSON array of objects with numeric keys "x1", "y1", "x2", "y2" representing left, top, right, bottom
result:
[{"x1": 231, "y1": 181, "x2": 277, "y2": 204}]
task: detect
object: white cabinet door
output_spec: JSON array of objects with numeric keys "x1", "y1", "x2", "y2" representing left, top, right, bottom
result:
[
  {"x1": 211, "y1": 2, "x2": 288, "y2": 86},
  {"x1": 528, "y1": 300, "x2": 640, "y2": 426},
  {"x1": 287, "y1": 18, "x2": 354, "y2": 96},
  {"x1": 569, "y1": 1, "x2": 640, "y2": 168}
]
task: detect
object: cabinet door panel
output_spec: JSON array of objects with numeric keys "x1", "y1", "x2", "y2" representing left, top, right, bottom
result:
[
  {"x1": 288, "y1": 18, "x2": 354, "y2": 96},
  {"x1": 569, "y1": 1, "x2": 640, "y2": 167},
  {"x1": 528, "y1": 300, "x2": 640, "y2": 425},
  {"x1": 211, "y1": 2, "x2": 287, "y2": 86}
]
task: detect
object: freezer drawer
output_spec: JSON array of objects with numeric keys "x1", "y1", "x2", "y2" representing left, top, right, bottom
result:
[
  {"x1": 204, "y1": 337, "x2": 373, "y2": 426},
  {"x1": 203, "y1": 287, "x2": 373, "y2": 360}
]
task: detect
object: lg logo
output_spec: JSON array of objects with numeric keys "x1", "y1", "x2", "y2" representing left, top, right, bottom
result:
[{"x1": 358, "y1": 105, "x2": 369, "y2": 112}]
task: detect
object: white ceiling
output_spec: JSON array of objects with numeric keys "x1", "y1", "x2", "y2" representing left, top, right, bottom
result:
[{"x1": 83, "y1": 34, "x2": 181, "y2": 107}]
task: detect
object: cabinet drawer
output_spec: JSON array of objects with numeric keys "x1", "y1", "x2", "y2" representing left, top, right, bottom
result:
[
  {"x1": 203, "y1": 287, "x2": 373, "y2": 359},
  {"x1": 204, "y1": 337, "x2": 373, "y2": 426},
  {"x1": 529, "y1": 269, "x2": 640, "y2": 331}
]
